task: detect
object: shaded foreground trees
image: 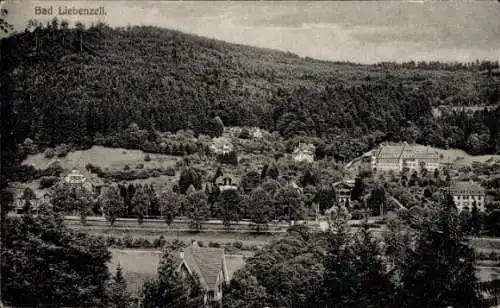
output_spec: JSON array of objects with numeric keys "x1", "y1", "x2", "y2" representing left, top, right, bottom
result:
[
  {"x1": 141, "y1": 245, "x2": 203, "y2": 308},
  {"x1": 223, "y1": 196, "x2": 483, "y2": 308},
  {"x1": 1, "y1": 205, "x2": 112, "y2": 307}
]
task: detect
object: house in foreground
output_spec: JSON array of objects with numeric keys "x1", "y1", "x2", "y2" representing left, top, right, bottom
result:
[{"x1": 177, "y1": 241, "x2": 245, "y2": 307}]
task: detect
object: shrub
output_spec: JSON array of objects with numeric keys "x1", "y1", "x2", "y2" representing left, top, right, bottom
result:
[
  {"x1": 232, "y1": 241, "x2": 243, "y2": 250},
  {"x1": 123, "y1": 165, "x2": 130, "y2": 171},
  {"x1": 39, "y1": 176, "x2": 59, "y2": 189},
  {"x1": 239, "y1": 128, "x2": 251, "y2": 139},
  {"x1": 165, "y1": 167, "x2": 176, "y2": 176},
  {"x1": 137, "y1": 163, "x2": 144, "y2": 169},
  {"x1": 44, "y1": 148, "x2": 55, "y2": 159},
  {"x1": 144, "y1": 154, "x2": 151, "y2": 162},
  {"x1": 208, "y1": 241, "x2": 221, "y2": 248}
]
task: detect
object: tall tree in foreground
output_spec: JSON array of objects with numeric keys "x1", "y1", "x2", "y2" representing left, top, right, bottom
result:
[
  {"x1": 398, "y1": 194, "x2": 482, "y2": 308},
  {"x1": 141, "y1": 245, "x2": 203, "y2": 308},
  {"x1": 1, "y1": 205, "x2": 111, "y2": 307},
  {"x1": 107, "y1": 264, "x2": 130, "y2": 308},
  {"x1": 141, "y1": 247, "x2": 190, "y2": 308}
]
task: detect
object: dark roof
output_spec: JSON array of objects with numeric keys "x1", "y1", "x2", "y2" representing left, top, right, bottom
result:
[
  {"x1": 181, "y1": 246, "x2": 225, "y2": 291},
  {"x1": 450, "y1": 181, "x2": 485, "y2": 195}
]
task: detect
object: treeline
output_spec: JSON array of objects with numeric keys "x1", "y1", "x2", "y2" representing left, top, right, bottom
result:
[
  {"x1": 146, "y1": 197, "x2": 489, "y2": 308},
  {"x1": 1, "y1": 21, "x2": 499, "y2": 163}
]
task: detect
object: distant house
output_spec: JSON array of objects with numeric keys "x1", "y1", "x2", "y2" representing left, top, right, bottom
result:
[
  {"x1": 12, "y1": 190, "x2": 51, "y2": 214},
  {"x1": 449, "y1": 180, "x2": 486, "y2": 211},
  {"x1": 371, "y1": 142, "x2": 440, "y2": 173},
  {"x1": 292, "y1": 142, "x2": 315, "y2": 163},
  {"x1": 63, "y1": 168, "x2": 104, "y2": 195},
  {"x1": 215, "y1": 176, "x2": 238, "y2": 192},
  {"x1": 177, "y1": 241, "x2": 245, "y2": 307},
  {"x1": 332, "y1": 180, "x2": 355, "y2": 206}
]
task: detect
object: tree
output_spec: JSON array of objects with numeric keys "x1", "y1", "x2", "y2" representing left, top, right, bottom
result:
[
  {"x1": 399, "y1": 195, "x2": 482, "y2": 308},
  {"x1": 223, "y1": 268, "x2": 268, "y2": 308},
  {"x1": 469, "y1": 202, "x2": 482, "y2": 235},
  {"x1": 368, "y1": 186, "x2": 386, "y2": 216},
  {"x1": 185, "y1": 190, "x2": 210, "y2": 232},
  {"x1": 101, "y1": 186, "x2": 125, "y2": 226},
  {"x1": 346, "y1": 224, "x2": 396, "y2": 307},
  {"x1": 274, "y1": 185, "x2": 305, "y2": 223},
  {"x1": 1, "y1": 207, "x2": 111, "y2": 307},
  {"x1": 315, "y1": 185, "x2": 337, "y2": 214},
  {"x1": 247, "y1": 187, "x2": 273, "y2": 232},
  {"x1": 131, "y1": 185, "x2": 151, "y2": 224},
  {"x1": 350, "y1": 176, "x2": 364, "y2": 201},
  {"x1": 179, "y1": 166, "x2": 202, "y2": 194},
  {"x1": 141, "y1": 247, "x2": 192, "y2": 308},
  {"x1": 107, "y1": 264, "x2": 130, "y2": 308},
  {"x1": 0, "y1": 5, "x2": 14, "y2": 33},
  {"x1": 214, "y1": 189, "x2": 242, "y2": 229},
  {"x1": 159, "y1": 188, "x2": 182, "y2": 227}
]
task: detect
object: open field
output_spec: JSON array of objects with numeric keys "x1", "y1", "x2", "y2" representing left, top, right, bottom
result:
[
  {"x1": 108, "y1": 249, "x2": 162, "y2": 296},
  {"x1": 22, "y1": 145, "x2": 182, "y2": 171},
  {"x1": 108, "y1": 248, "x2": 255, "y2": 296}
]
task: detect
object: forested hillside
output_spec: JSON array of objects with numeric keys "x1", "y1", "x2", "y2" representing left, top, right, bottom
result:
[{"x1": 2, "y1": 21, "x2": 500, "y2": 154}]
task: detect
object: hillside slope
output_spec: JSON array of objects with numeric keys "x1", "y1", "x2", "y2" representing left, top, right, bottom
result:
[{"x1": 2, "y1": 23, "x2": 500, "y2": 154}]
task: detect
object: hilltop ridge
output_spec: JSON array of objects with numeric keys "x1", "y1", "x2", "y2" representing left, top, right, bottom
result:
[{"x1": 1, "y1": 23, "x2": 499, "y2": 158}]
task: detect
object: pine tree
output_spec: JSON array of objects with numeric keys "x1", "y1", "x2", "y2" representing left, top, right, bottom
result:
[
  {"x1": 107, "y1": 264, "x2": 130, "y2": 308},
  {"x1": 141, "y1": 248, "x2": 190, "y2": 308},
  {"x1": 399, "y1": 195, "x2": 482, "y2": 308}
]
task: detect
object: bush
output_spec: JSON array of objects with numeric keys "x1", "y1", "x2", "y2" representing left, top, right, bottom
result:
[
  {"x1": 165, "y1": 167, "x2": 176, "y2": 176},
  {"x1": 239, "y1": 128, "x2": 251, "y2": 139},
  {"x1": 144, "y1": 154, "x2": 151, "y2": 162},
  {"x1": 137, "y1": 163, "x2": 144, "y2": 169},
  {"x1": 123, "y1": 165, "x2": 130, "y2": 171},
  {"x1": 44, "y1": 148, "x2": 55, "y2": 159},
  {"x1": 39, "y1": 176, "x2": 59, "y2": 189},
  {"x1": 208, "y1": 241, "x2": 221, "y2": 248},
  {"x1": 232, "y1": 241, "x2": 243, "y2": 250}
]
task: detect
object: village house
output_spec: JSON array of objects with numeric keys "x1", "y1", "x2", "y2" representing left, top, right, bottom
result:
[
  {"x1": 63, "y1": 167, "x2": 104, "y2": 195},
  {"x1": 215, "y1": 175, "x2": 238, "y2": 192},
  {"x1": 371, "y1": 142, "x2": 440, "y2": 173},
  {"x1": 449, "y1": 180, "x2": 486, "y2": 211},
  {"x1": 332, "y1": 180, "x2": 355, "y2": 206},
  {"x1": 12, "y1": 189, "x2": 51, "y2": 214},
  {"x1": 292, "y1": 142, "x2": 315, "y2": 163},
  {"x1": 177, "y1": 241, "x2": 245, "y2": 307}
]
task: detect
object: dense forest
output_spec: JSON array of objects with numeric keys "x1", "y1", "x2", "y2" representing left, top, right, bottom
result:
[{"x1": 1, "y1": 20, "x2": 500, "y2": 161}]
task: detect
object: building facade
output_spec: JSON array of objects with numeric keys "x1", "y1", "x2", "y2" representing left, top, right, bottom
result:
[
  {"x1": 371, "y1": 142, "x2": 440, "y2": 173},
  {"x1": 332, "y1": 180, "x2": 355, "y2": 206},
  {"x1": 449, "y1": 180, "x2": 486, "y2": 211},
  {"x1": 292, "y1": 142, "x2": 315, "y2": 163}
]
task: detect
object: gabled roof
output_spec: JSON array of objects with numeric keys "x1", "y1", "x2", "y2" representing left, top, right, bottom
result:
[
  {"x1": 450, "y1": 180, "x2": 485, "y2": 195},
  {"x1": 180, "y1": 246, "x2": 226, "y2": 291}
]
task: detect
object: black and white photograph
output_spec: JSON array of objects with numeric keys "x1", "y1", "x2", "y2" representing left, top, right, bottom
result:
[{"x1": 1, "y1": 1, "x2": 500, "y2": 307}]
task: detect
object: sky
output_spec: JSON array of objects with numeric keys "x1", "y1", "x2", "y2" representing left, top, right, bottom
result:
[{"x1": 3, "y1": 0, "x2": 500, "y2": 63}]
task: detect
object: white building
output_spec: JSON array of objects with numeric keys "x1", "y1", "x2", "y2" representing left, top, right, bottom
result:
[
  {"x1": 292, "y1": 142, "x2": 315, "y2": 163},
  {"x1": 371, "y1": 142, "x2": 440, "y2": 173},
  {"x1": 449, "y1": 180, "x2": 486, "y2": 211}
]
